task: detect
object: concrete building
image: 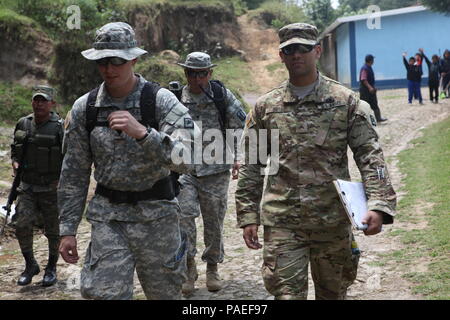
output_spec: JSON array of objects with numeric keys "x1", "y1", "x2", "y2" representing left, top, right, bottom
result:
[{"x1": 319, "y1": 5, "x2": 450, "y2": 89}]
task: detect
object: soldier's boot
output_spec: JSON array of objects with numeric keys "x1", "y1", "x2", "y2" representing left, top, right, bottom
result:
[
  {"x1": 182, "y1": 257, "x2": 198, "y2": 296},
  {"x1": 17, "y1": 251, "x2": 40, "y2": 286},
  {"x1": 206, "y1": 263, "x2": 222, "y2": 292},
  {"x1": 42, "y1": 253, "x2": 58, "y2": 287}
]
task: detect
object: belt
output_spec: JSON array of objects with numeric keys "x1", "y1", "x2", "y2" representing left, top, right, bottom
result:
[{"x1": 95, "y1": 178, "x2": 175, "y2": 204}]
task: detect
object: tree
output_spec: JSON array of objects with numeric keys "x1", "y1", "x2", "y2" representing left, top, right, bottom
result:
[
  {"x1": 302, "y1": 0, "x2": 337, "y2": 33},
  {"x1": 421, "y1": 0, "x2": 450, "y2": 14}
]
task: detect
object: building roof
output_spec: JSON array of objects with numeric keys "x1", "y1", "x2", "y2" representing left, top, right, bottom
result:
[{"x1": 319, "y1": 5, "x2": 428, "y2": 40}]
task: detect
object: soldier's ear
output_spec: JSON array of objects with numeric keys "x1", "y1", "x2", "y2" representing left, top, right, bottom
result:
[{"x1": 131, "y1": 58, "x2": 138, "y2": 66}]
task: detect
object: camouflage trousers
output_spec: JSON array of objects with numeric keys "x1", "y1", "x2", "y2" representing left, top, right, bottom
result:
[
  {"x1": 178, "y1": 170, "x2": 230, "y2": 264},
  {"x1": 262, "y1": 224, "x2": 359, "y2": 300},
  {"x1": 80, "y1": 213, "x2": 187, "y2": 300},
  {"x1": 12, "y1": 189, "x2": 60, "y2": 255}
]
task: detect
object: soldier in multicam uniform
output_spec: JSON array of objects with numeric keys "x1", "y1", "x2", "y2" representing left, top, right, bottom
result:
[
  {"x1": 10, "y1": 86, "x2": 64, "y2": 287},
  {"x1": 58, "y1": 22, "x2": 199, "y2": 300},
  {"x1": 176, "y1": 52, "x2": 246, "y2": 295},
  {"x1": 235, "y1": 23, "x2": 397, "y2": 300}
]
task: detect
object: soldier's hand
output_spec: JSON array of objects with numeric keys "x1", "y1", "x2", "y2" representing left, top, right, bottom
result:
[
  {"x1": 232, "y1": 161, "x2": 241, "y2": 180},
  {"x1": 243, "y1": 224, "x2": 262, "y2": 250},
  {"x1": 361, "y1": 210, "x2": 383, "y2": 236},
  {"x1": 12, "y1": 161, "x2": 19, "y2": 177},
  {"x1": 107, "y1": 110, "x2": 148, "y2": 139},
  {"x1": 59, "y1": 235, "x2": 79, "y2": 264}
]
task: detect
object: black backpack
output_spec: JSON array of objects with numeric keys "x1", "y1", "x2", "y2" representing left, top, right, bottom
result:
[
  {"x1": 85, "y1": 81, "x2": 180, "y2": 196},
  {"x1": 169, "y1": 80, "x2": 228, "y2": 136}
]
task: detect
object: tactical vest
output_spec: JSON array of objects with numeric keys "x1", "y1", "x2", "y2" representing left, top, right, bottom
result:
[
  {"x1": 13, "y1": 113, "x2": 64, "y2": 185},
  {"x1": 85, "y1": 81, "x2": 180, "y2": 198}
]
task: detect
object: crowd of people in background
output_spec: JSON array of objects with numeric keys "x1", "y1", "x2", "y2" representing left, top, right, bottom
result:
[{"x1": 402, "y1": 49, "x2": 450, "y2": 104}]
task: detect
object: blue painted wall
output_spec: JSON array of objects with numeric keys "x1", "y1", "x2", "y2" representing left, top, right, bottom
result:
[
  {"x1": 336, "y1": 9, "x2": 450, "y2": 89},
  {"x1": 336, "y1": 23, "x2": 351, "y2": 85}
]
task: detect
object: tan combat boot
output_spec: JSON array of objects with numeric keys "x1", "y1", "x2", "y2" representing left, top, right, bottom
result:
[
  {"x1": 206, "y1": 263, "x2": 222, "y2": 292},
  {"x1": 182, "y1": 257, "x2": 198, "y2": 296}
]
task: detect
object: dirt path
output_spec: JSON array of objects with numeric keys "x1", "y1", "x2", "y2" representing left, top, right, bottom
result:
[{"x1": 1, "y1": 16, "x2": 449, "y2": 300}]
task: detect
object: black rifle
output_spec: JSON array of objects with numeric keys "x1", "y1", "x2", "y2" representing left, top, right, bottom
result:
[{"x1": 1, "y1": 134, "x2": 29, "y2": 237}]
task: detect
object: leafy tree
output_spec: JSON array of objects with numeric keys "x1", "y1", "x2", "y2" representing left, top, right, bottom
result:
[
  {"x1": 421, "y1": 0, "x2": 450, "y2": 14},
  {"x1": 302, "y1": 0, "x2": 336, "y2": 33},
  {"x1": 243, "y1": 0, "x2": 267, "y2": 9}
]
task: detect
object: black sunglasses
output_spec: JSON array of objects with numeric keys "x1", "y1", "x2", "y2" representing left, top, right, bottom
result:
[
  {"x1": 281, "y1": 44, "x2": 316, "y2": 55},
  {"x1": 96, "y1": 57, "x2": 128, "y2": 66},
  {"x1": 185, "y1": 69, "x2": 210, "y2": 78}
]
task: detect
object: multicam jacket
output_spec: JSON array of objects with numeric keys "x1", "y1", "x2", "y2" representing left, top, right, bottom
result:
[{"x1": 236, "y1": 73, "x2": 396, "y2": 229}]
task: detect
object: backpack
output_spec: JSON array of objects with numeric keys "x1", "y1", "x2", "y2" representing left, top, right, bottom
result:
[
  {"x1": 169, "y1": 80, "x2": 228, "y2": 136},
  {"x1": 85, "y1": 81, "x2": 180, "y2": 196}
]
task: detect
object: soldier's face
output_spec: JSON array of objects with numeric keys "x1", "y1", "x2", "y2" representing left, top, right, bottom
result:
[
  {"x1": 97, "y1": 58, "x2": 137, "y2": 89},
  {"x1": 185, "y1": 68, "x2": 212, "y2": 94},
  {"x1": 279, "y1": 44, "x2": 321, "y2": 78},
  {"x1": 32, "y1": 96, "x2": 54, "y2": 119}
]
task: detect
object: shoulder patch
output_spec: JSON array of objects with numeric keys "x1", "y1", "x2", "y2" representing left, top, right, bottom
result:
[
  {"x1": 184, "y1": 117, "x2": 194, "y2": 129},
  {"x1": 237, "y1": 109, "x2": 247, "y2": 121},
  {"x1": 369, "y1": 114, "x2": 377, "y2": 127}
]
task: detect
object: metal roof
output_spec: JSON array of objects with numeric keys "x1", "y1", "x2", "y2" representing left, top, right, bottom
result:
[{"x1": 319, "y1": 5, "x2": 428, "y2": 40}]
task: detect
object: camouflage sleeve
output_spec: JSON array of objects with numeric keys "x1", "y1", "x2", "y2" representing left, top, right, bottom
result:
[
  {"x1": 225, "y1": 89, "x2": 246, "y2": 162},
  {"x1": 235, "y1": 102, "x2": 265, "y2": 227},
  {"x1": 57, "y1": 95, "x2": 93, "y2": 236},
  {"x1": 348, "y1": 99, "x2": 396, "y2": 223},
  {"x1": 136, "y1": 88, "x2": 200, "y2": 174}
]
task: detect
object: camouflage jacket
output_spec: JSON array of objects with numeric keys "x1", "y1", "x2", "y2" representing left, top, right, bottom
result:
[
  {"x1": 181, "y1": 83, "x2": 246, "y2": 176},
  {"x1": 58, "y1": 75, "x2": 200, "y2": 235},
  {"x1": 235, "y1": 73, "x2": 396, "y2": 229}
]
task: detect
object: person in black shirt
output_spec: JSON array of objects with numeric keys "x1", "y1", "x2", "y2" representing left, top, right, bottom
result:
[
  {"x1": 403, "y1": 52, "x2": 423, "y2": 104},
  {"x1": 419, "y1": 48, "x2": 441, "y2": 103},
  {"x1": 359, "y1": 54, "x2": 387, "y2": 122},
  {"x1": 440, "y1": 49, "x2": 450, "y2": 98}
]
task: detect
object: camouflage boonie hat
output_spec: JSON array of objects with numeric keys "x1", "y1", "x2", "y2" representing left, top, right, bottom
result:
[
  {"x1": 177, "y1": 52, "x2": 217, "y2": 69},
  {"x1": 81, "y1": 22, "x2": 147, "y2": 61},
  {"x1": 278, "y1": 23, "x2": 318, "y2": 49},
  {"x1": 32, "y1": 85, "x2": 55, "y2": 101}
]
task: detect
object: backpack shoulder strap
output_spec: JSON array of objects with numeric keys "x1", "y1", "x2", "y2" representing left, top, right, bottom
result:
[
  {"x1": 85, "y1": 87, "x2": 100, "y2": 134},
  {"x1": 140, "y1": 81, "x2": 161, "y2": 130},
  {"x1": 209, "y1": 80, "x2": 228, "y2": 133}
]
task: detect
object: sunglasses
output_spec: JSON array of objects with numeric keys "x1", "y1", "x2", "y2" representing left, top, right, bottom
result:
[
  {"x1": 96, "y1": 57, "x2": 128, "y2": 66},
  {"x1": 185, "y1": 69, "x2": 210, "y2": 78},
  {"x1": 281, "y1": 44, "x2": 316, "y2": 55}
]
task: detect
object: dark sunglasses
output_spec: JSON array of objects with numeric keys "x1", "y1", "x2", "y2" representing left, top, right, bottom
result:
[
  {"x1": 185, "y1": 69, "x2": 210, "y2": 78},
  {"x1": 96, "y1": 57, "x2": 128, "y2": 66},
  {"x1": 281, "y1": 44, "x2": 315, "y2": 55}
]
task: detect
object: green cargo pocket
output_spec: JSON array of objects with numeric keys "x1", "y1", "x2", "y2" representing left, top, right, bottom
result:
[{"x1": 49, "y1": 146, "x2": 63, "y2": 174}]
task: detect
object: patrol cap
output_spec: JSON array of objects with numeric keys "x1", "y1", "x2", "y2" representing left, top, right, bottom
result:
[
  {"x1": 32, "y1": 85, "x2": 55, "y2": 101},
  {"x1": 81, "y1": 22, "x2": 147, "y2": 61},
  {"x1": 278, "y1": 23, "x2": 318, "y2": 49},
  {"x1": 177, "y1": 52, "x2": 217, "y2": 69}
]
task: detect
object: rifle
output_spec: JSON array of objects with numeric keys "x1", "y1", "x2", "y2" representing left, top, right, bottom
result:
[{"x1": 1, "y1": 134, "x2": 29, "y2": 237}]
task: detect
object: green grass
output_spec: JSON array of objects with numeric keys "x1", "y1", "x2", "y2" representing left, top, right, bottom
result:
[
  {"x1": 265, "y1": 61, "x2": 284, "y2": 73},
  {"x1": 391, "y1": 116, "x2": 450, "y2": 299}
]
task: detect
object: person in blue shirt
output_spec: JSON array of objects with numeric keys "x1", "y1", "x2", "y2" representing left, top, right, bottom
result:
[{"x1": 402, "y1": 52, "x2": 423, "y2": 104}]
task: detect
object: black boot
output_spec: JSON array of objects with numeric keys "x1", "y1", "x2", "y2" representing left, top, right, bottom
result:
[
  {"x1": 18, "y1": 251, "x2": 40, "y2": 286},
  {"x1": 42, "y1": 254, "x2": 58, "y2": 287}
]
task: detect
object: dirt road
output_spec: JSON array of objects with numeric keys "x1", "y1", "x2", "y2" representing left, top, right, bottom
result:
[{"x1": 1, "y1": 14, "x2": 449, "y2": 300}]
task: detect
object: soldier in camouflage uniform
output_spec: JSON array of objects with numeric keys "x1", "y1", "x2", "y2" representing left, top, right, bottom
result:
[
  {"x1": 176, "y1": 52, "x2": 246, "y2": 295},
  {"x1": 11, "y1": 86, "x2": 64, "y2": 287},
  {"x1": 235, "y1": 23, "x2": 396, "y2": 300},
  {"x1": 58, "y1": 22, "x2": 199, "y2": 300}
]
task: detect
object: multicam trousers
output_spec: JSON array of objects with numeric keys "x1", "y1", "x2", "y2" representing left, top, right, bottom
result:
[{"x1": 262, "y1": 224, "x2": 359, "y2": 300}]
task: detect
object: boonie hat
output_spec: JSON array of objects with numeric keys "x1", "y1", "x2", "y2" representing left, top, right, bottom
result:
[
  {"x1": 81, "y1": 22, "x2": 147, "y2": 61},
  {"x1": 32, "y1": 85, "x2": 55, "y2": 101},
  {"x1": 278, "y1": 23, "x2": 318, "y2": 49},
  {"x1": 177, "y1": 52, "x2": 217, "y2": 69}
]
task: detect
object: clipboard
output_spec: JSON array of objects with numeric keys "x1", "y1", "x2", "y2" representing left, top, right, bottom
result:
[{"x1": 333, "y1": 179, "x2": 368, "y2": 230}]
